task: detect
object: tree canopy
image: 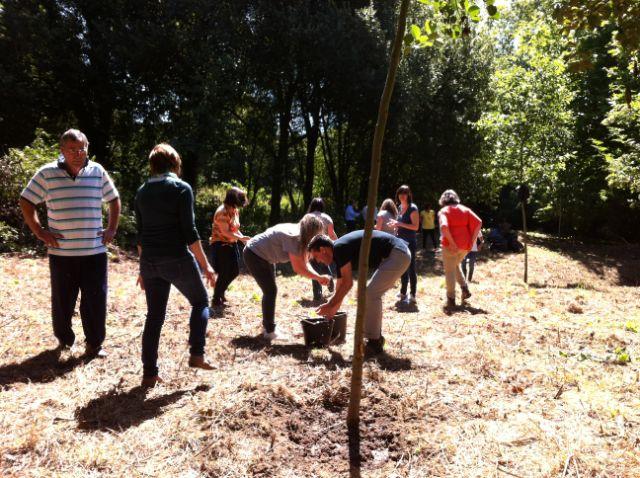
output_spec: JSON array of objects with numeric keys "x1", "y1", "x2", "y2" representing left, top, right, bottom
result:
[{"x1": 1, "y1": 0, "x2": 640, "y2": 246}]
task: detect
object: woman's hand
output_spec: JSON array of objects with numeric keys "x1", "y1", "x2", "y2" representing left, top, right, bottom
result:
[
  {"x1": 203, "y1": 264, "x2": 217, "y2": 288},
  {"x1": 317, "y1": 274, "x2": 332, "y2": 286},
  {"x1": 240, "y1": 235, "x2": 251, "y2": 243},
  {"x1": 136, "y1": 274, "x2": 145, "y2": 290}
]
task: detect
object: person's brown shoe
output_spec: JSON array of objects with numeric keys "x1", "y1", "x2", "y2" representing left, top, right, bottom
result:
[
  {"x1": 188, "y1": 355, "x2": 216, "y2": 370},
  {"x1": 85, "y1": 344, "x2": 107, "y2": 358},
  {"x1": 141, "y1": 375, "x2": 163, "y2": 388},
  {"x1": 444, "y1": 297, "x2": 456, "y2": 312},
  {"x1": 461, "y1": 286, "x2": 472, "y2": 301}
]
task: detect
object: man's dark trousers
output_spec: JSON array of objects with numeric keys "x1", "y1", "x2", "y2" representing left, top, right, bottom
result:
[{"x1": 49, "y1": 253, "x2": 108, "y2": 348}]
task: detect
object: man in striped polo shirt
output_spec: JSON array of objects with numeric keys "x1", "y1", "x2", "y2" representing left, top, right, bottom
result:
[{"x1": 19, "y1": 129, "x2": 121, "y2": 358}]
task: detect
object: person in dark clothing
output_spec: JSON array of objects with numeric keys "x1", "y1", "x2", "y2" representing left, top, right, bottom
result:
[
  {"x1": 310, "y1": 231, "x2": 410, "y2": 354},
  {"x1": 345, "y1": 200, "x2": 360, "y2": 233},
  {"x1": 209, "y1": 187, "x2": 250, "y2": 307},
  {"x1": 135, "y1": 143, "x2": 216, "y2": 387},
  {"x1": 389, "y1": 185, "x2": 419, "y2": 304}
]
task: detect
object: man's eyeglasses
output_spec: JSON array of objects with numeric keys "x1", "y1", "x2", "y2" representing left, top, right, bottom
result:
[{"x1": 63, "y1": 147, "x2": 88, "y2": 154}]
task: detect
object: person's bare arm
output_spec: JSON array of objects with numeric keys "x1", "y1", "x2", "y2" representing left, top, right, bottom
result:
[
  {"x1": 99, "y1": 198, "x2": 121, "y2": 245},
  {"x1": 19, "y1": 198, "x2": 63, "y2": 247},
  {"x1": 316, "y1": 263, "x2": 353, "y2": 318},
  {"x1": 440, "y1": 225, "x2": 458, "y2": 252},
  {"x1": 189, "y1": 240, "x2": 216, "y2": 287},
  {"x1": 290, "y1": 253, "x2": 331, "y2": 285},
  {"x1": 327, "y1": 223, "x2": 338, "y2": 240}
]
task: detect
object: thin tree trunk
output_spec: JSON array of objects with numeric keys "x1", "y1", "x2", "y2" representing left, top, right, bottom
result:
[
  {"x1": 269, "y1": 86, "x2": 294, "y2": 225},
  {"x1": 521, "y1": 199, "x2": 528, "y2": 284},
  {"x1": 302, "y1": 102, "x2": 320, "y2": 210},
  {"x1": 347, "y1": 0, "x2": 410, "y2": 435}
]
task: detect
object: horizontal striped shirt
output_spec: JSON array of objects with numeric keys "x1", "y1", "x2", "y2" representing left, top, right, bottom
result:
[{"x1": 21, "y1": 159, "x2": 119, "y2": 257}]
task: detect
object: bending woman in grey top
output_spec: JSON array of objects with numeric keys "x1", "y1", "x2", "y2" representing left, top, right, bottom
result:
[{"x1": 243, "y1": 214, "x2": 330, "y2": 341}]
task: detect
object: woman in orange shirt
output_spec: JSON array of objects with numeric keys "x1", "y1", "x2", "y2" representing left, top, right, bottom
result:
[
  {"x1": 210, "y1": 187, "x2": 250, "y2": 307},
  {"x1": 438, "y1": 189, "x2": 482, "y2": 310}
]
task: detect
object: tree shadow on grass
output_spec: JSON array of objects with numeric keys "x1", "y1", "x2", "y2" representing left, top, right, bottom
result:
[
  {"x1": 0, "y1": 348, "x2": 87, "y2": 387},
  {"x1": 230, "y1": 335, "x2": 349, "y2": 368},
  {"x1": 76, "y1": 384, "x2": 210, "y2": 432},
  {"x1": 527, "y1": 235, "x2": 640, "y2": 286}
]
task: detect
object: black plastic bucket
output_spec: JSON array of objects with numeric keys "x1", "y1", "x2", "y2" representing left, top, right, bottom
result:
[
  {"x1": 330, "y1": 311, "x2": 347, "y2": 345},
  {"x1": 300, "y1": 318, "x2": 334, "y2": 348}
]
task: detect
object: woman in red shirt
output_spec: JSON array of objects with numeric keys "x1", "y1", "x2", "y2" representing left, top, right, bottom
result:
[{"x1": 438, "y1": 190, "x2": 482, "y2": 310}]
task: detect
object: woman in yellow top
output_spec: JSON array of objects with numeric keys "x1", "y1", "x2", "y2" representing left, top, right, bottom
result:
[
  {"x1": 209, "y1": 187, "x2": 251, "y2": 307},
  {"x1": 420, "y1": 204, "x2": 437, "y2": 250}
]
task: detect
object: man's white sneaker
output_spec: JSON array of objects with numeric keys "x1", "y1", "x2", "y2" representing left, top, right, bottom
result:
[
  {"x1": 263, "y1": 328, "x2": 288, "y2": 342},
  {"x1": 408, "y1": 295, "x2": 417, "y2": 304}
]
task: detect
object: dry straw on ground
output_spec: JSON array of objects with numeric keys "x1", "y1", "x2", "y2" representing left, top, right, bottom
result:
[{"x1": 1, "y1": 234, "x2": 639, "y2": 477}]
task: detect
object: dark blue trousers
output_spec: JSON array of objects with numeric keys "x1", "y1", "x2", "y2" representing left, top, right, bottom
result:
[
  {"x1": 140, "y1": 254, "x2": 209, "y2": 378},
  {"x1": 400, "y1": 237, "x2": 417, "y2": 296},
  {"x1": 49, "y1": 253, "x2": 108, "y2": 348}
]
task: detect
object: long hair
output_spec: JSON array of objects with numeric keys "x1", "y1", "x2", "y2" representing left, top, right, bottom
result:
[
  {"x1": 395, "y1": 184, "x2": 413, "y2": 206},
  {"x1": 307, "y1": 197, "x2": 325, "y2": 213},
  {"x1": 299, "y1": 214, "x2": 325, "y2": 254},
  {"x1": 380, "y1": 198, "x2": 398, "y2": 217}
]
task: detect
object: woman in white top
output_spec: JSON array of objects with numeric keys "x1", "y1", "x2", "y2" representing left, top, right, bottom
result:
[
  {"x1": 307, "y1": 198, "x2": 338, "y2": 301},
  {"x1": 375, "y1": 198, "x2": 398, "y2": 235}
]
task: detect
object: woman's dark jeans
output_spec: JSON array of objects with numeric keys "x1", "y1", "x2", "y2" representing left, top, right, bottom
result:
[
  {"x1": 140, "y1": 254, "x2": 209, "y2": 377},
  {"x1": 462, "y1": 251, "x2": 478, "y2": 282},
  {"x1": 210, "y1": 241, "x2": 240, "y2": 301},
  {"x1": 400, "y1": 237, "x2": 417, "y2": 296},
  {"x1": 243, "y1": 247, "x2": 277, "y2": 333}
]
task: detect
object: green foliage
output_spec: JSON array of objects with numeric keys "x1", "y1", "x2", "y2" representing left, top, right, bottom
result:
[
  {"x1": 553, "y1": 0, "x2": 640, "y2": 65},
  {"x1": 408, "y1": 0, "x2": 500, "y2": 50},
  {"x1": 598, "y1": 98, "x2": 640, "y2": 202},
  {"x1": 2, "y1": 0, "x2": 640, "y2": 242},
  {"x1": 478, "y1": 2, "x2": 575, "y2": 228},
  {"x1": 0, "y1": 130, "x2": 58, "y2": 249},
  {"x1": 0, "y1": 221, "x2": 19, "y2": 252}
]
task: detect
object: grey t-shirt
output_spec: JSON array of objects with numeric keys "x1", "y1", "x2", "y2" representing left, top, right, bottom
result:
[
  {"x1": 246, "y1": 223, "x2": 301, "y2": 263},
  {"x1": 377, "y1": 210, "x2": 396, "y2": 234}
]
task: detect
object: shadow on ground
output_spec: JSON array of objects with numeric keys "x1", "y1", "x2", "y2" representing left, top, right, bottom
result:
[
  {"x1": 527, "y1": 235, "x2": 640, "y2": 286},
  {"x1": 0, "y1": 348, "x2": 91, "y2": 387},
  {"x1": 76, "y1": 384, "x2": 210, "y2": 431},
  {"x1": 230, "y1": 335, "x2": 348, "y2": 368}
]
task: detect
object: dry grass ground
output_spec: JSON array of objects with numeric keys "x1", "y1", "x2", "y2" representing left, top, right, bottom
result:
[{"x1": 1, "y1": 233, "x2": 639, "y2": 477}]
